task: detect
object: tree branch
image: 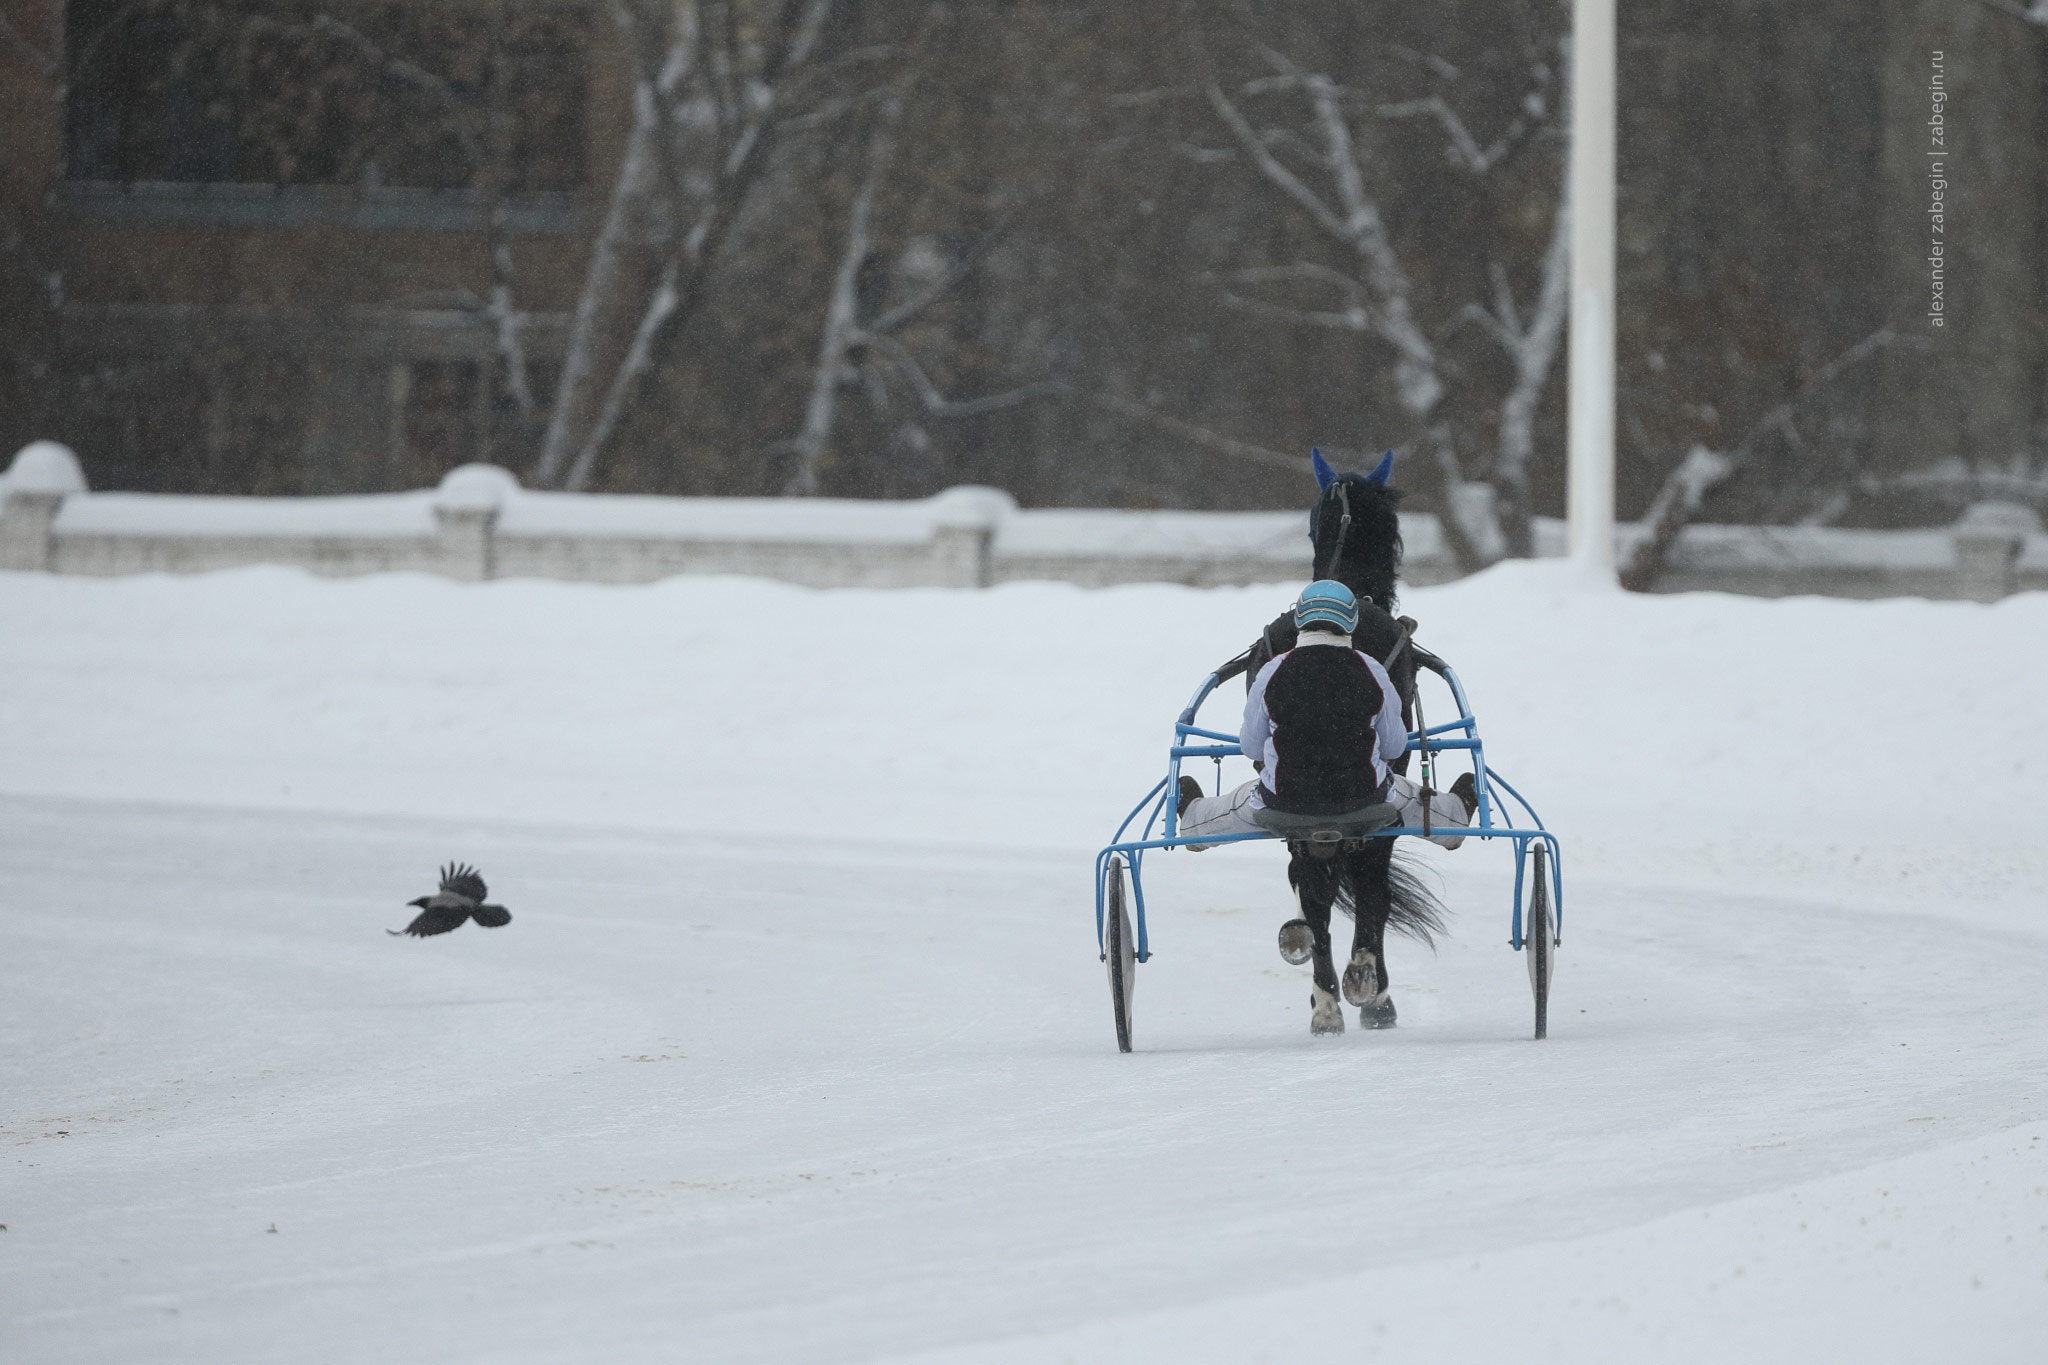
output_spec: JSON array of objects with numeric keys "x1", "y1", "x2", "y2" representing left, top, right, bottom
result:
[
  {"x1": 785, "y1": 75, "x2": 905, "y2": 496},
  {"x1": 1209, "y1": 53, "x2": 1441, "y2": 417},
  {"x1": 1962, "y1": 0, "x2": 2048, "y2": 29},
  {"x1": 1375, "y1": 90, "x2": 1540, "y2": 175},
  {"x1": 532, "y1": 31, "x2": 675, "y2": 487},
  {"x1": 1084, "y1": 392, "x2": 1311, "y2": 474},
  {"x1": 1215, "y1": 290, "x2": 1370, "y2": 332},
  {"x1": 1214, "y1": 260, "x2": 1370, "y2": 300},
  {"x1": 240, "y1": 14, "x2": 487, "y2": 166},
  {"x1": 537, "y1": 0, "x2": 837, "y2": 490},
  {"x1": 563, "y1": 260, "x2": 679, "y2": 491},
  {"x1": 1204, "y1": 82, "x2": 1351, "y2": 243},
  {"x1": 864, "y1": 228, "x2": 1007, "y2": 336},
  {"x1": 859, "y1": 333, "x2": 1059, "y2": 418},
  {"x1": 1619, "y1": 328, "x2": 1899, "y2": 590},
  {"x1": 1485, "y1": 158, "x2": 1570, "y2": 555},
  {"x1": 1387, "y1": 44, "x2": 1461, "y2": 81}
]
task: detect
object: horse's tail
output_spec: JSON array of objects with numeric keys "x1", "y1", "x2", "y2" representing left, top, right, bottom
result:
[
  {"x1": 1385, "y1": 847, "x2": 1448, "y2": 947},
  {"x1": 1331, "y1": 844, "x2": 1447, "y2": 948}
]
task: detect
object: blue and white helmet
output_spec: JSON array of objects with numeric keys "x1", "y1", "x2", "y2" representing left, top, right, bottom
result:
[{"x1": 1293, "y1": 579, "x2": 1359, "y2": 634}]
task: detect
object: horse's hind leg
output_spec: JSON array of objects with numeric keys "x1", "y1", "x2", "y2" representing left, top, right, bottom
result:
[
  {"x1": 1289, "y1": 848, "x2": 1345, "y2": 1035},
  {"x1": 1343, "y1": 842, "x2": 1398, "y2": 1028}
]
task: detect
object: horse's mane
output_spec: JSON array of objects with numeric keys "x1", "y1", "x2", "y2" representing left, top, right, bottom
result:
[{"x1": 1309, "y1": 474, "x2": 1404, "y2": 613}]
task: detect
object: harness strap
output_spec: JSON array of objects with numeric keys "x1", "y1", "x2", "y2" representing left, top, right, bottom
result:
[
  {"x1": 1380, "y1": 623, "x2": 1410, "y2": 675},
  {"x1": 1315, "y1": 482, "x2": 1353, "y2": 580},
  {"x1": 1212, "y1": 645, "x2": 1257, "y2": 684},
  {"x1": 1409, "y1": 638, "x2": 1432, "y2": 837}
]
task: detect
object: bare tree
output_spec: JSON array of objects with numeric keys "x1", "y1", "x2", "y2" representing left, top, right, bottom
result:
[
  {"x1": 781, "y1": 47, "x2": 916, "y2": 497},
  {"x1": 1410, "y1": 35, "x2": 1570, "y2": 557},
  {"x1": 1618, "y1": 328, "x2": 1898, "y2": 590},
  {"x1": 1189, "y1": 10, "x2": 1571, "y2": 566},
  {"x1": 1204, "y1": 60, "x2": 1445, "y2": 426},
  {"x1": 778, "y1": 7, "x2": 1058, "y2": 497},
  {"x1": 1455, "y1": 198, "x2": 1569, "y2": 556},
  {"x1": 1201, "y1": 52, "x2": 1489, "y2": 564},
  {"x1": 239, "y1": 4, "x2": 555, "y2": 455},
  {"x1": 533, "y1": 0, "x2": 838, "y2": 491},
  {"x1": 782, "y1": 187, "x2": 1055, "y2": 493}
]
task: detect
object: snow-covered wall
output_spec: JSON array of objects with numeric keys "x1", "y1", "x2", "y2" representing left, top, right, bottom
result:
[{"x1": 3, "y1": 446, "x2": 2043, "y2": 598}]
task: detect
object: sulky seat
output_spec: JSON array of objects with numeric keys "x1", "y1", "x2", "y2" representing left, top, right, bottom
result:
[{"x1": 1251, "y1": 801, "x2": 1400, "y2": 844}]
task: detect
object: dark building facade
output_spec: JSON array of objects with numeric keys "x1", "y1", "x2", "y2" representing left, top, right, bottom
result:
[{"x1": 3, "y1": 0, "x2": 624, "y2": 493}]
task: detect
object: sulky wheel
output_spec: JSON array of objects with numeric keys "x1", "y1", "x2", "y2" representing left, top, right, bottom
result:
[
  {"x1": 1525, "y1": 843, "x2": 1555, "y2": 1040},
  {"x1": 1103, "y1": 855, "x2": 1137, "y2": 1053}
]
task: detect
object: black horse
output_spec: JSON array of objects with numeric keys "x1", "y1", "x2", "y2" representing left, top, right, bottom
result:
[{"x1": 1216, "y1": 450, "x2": 1447, "y2": 1033}]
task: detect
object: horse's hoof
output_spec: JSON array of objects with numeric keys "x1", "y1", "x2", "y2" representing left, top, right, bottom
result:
[
  {"x1": 1310, "y1": 986, "x2": 1346, "y2": 1035},
  {"x1": 1277, "y1": 919, "x2": 1315, "y2": 966},
  {"x1": 1360, "y1": 994, "x2": 1398, "y2": 1029},
  {"x1": 1342, "y1": 950, "x2": 1379, "y2": 1006}
]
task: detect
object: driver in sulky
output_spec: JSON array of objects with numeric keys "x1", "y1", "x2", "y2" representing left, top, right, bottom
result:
[{"x1": 1176, "y1": 579, "x2": 1475, "y2": 851}]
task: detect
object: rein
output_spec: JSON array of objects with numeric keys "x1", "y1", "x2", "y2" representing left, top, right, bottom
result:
[
  {"x1": 1315, "y1": 482, "x2": 1353, "y2": 580},
  {"x1": 1383, "y1": 617, "x2": 1431, "y2": 836}
]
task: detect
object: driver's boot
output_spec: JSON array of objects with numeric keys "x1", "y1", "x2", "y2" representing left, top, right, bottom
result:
[{"x1": 1449, "y1": 771, "x2": 1477, "y2": 822}]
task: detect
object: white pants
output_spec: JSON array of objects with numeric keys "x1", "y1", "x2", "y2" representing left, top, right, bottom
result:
[{"x1": 1179, "y1": 776, "x2": 1471, "y2": 851}]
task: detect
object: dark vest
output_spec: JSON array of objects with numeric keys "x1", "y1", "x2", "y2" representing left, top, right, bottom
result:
[
  {"x1": 1246, "y1": 604, "x2": 1416, "y2": 779},
  {"x1": 1259, "y1": 644, "x2": 1390, "y2": 816}
]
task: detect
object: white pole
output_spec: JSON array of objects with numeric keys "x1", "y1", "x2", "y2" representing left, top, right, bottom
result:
[{"x1": 1567, "y1": 0, "x2": 1617, "y2": 574}]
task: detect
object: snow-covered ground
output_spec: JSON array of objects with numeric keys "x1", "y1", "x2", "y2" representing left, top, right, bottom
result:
[{"x1": 3, "y1": 562, "x2": 2044, "y2": 1362}]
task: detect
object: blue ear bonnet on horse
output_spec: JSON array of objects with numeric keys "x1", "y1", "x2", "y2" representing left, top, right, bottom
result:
[
  {"x1": 1311, "y1": 447, "x2": 1339, "y2": 490},
  {"x1": 1306, "y1": 448, "x2": 1395, "y2": 541},
  {"x1": 1309, "y1": 447, "x2": 1393, "y2": 493}
]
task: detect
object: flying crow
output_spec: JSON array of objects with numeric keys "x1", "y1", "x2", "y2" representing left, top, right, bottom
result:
[{"x1": 389, "y1": 863, "x2": 512, "y2": 937}]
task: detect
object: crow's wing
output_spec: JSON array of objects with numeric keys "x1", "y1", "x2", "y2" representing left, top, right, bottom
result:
[
  {"x1": 471, "y1": 903, "x2": 512, "y2": 928},
  {"x1": 390, "y1": 897, "x2": 473, "y2": 937},
  {"x1": 439, "y1": 862, "x2": 488, "y2": 903}
]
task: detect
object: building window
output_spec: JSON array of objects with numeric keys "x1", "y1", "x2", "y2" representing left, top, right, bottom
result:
[{"x1": 65, "y1": 0, "x2": 590, "y2": 191}]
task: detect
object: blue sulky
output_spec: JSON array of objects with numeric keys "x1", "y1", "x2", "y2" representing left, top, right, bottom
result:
[{"x1": 1093, "y1": 658, "x2": 1564, "y2": 1048}]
